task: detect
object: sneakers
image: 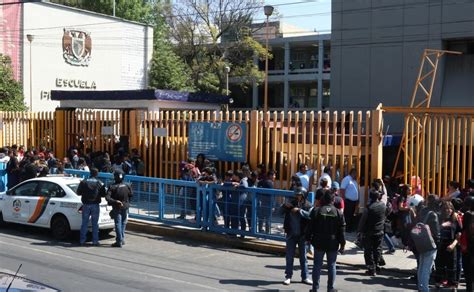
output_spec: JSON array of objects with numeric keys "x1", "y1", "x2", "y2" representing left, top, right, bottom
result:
[
  {"x1": 384, "y1": 249, "x2": 395, "y2": 254},
  {"x1": 283, "y1": 278, "x2": 291, "y2": 285},
  {"x1": 111, "y1": 242, "x2": 122, "y2": 248},
  {"x1": 302, "y1": 278, "x2": 313, "y2": 285}
]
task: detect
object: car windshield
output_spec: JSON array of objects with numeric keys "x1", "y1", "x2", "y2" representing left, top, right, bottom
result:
[{"x1": 66, "y1": 183, "x2": 80, "y2": 194}]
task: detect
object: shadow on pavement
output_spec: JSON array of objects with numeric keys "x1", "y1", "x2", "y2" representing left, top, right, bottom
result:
[{"x1": 219, "y1": 278, "x2": 285, "y2": 288}]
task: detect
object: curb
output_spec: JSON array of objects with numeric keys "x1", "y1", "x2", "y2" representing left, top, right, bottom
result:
[
  {"x1": 127, "y1": 219, "x2": 415, "y2": 276},
  {"x1": 127, "y1": 220, "x2": 286, "y2": 255}
]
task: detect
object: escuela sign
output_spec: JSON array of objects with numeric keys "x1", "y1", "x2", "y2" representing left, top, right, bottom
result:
[{"x1": 188, "y1": 122, "x2": 247, "y2": 162}]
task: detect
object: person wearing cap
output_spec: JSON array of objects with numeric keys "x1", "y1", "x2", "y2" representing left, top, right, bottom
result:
[
  {"x1": 106, "y1": 170, "x2": 133, "y2": 248},
  {"x1": 319, "y1": 165, "x2": 333, "y2": 189},
  {"x1": 331, "y1": 181, "x2": 344, "y2": 212},
  {"x1": 281, "y1": 187, "x2": 313, "y2": 286}
]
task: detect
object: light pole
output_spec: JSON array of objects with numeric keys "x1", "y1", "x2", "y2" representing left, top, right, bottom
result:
[
  {"x1": 225, "y1": 66, "x2": 230, "y2": 96},
  {"x1": 224, "y1": 66, "x2": 230, "y2": 111},
  {"x1": 263, "y1": 5, "x2": 274, "y2": 112},
  {"x1": 26, "y1": 34, "x2": 34, "y2": 112}
]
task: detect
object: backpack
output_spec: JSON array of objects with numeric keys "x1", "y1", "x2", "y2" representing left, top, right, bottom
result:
[{"x1": 410, "y1": 211, "x2": 436, "y2": 253}]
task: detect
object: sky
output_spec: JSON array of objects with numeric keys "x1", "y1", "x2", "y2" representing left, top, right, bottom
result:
[{"x1": 258, "y1": 0, "x2": 331, "y2": 34}]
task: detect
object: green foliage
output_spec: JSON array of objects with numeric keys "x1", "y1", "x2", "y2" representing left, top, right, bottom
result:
[
  {"x1": 169, "y1": 0, "x2": 270, "y2": 95},
  {"x1": 51, "y1": 0, "x2": 154, "y2": 24},
  {"x1": 0, "y1": 54, "x2": 27, "y2": 112},
  {"x1": 149, "y1": 39, "x2": 194, "y2": 91}
]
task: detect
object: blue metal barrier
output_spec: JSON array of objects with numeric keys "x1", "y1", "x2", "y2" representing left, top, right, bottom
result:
[
  {"x1": 0, "y1": 162, "x2": 7, "y2": 193},
  {"x1": 1, "y1": 167, "x2": 315, "y2": 241}
]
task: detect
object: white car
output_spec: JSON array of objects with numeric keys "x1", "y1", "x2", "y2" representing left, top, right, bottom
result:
[{"x1": 0, "y1": 176, "x2": 114, "y2": 239}]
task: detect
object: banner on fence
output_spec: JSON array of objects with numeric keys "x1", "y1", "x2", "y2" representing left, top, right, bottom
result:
[{"x1": 188, "y1": 122, "x2": 247, "y2": 162}]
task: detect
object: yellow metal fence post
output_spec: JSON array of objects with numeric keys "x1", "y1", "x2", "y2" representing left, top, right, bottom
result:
[
  {"x1": 371, "y1": 105, "x2": 384, "y2": 189},
  {"x1": 249, "y1": 110, "x2": 259, "y2": 170}
]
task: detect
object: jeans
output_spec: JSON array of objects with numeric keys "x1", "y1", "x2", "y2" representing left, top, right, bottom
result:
[
  {"x1": 417, "y1": 249, "x2": 437, "y2": 292},
  {"x1": 80, "y1": 203, "x2": 100, "y2": 244},
  {"x1": 384, "y1": 233, "x2": 395, "y2": 251},
  {"x1": 312, "y1": 249, "x2": 338, "y2": 291},
  {"x1": 113, "y1": 208, "x2": 128, "y2": 246},
  {"x1": 285, "y1": 236, "x2": 308, "y2": 280}
]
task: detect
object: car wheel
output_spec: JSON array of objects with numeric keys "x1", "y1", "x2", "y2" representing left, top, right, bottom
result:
[
  {"x1": 51, "y1": 215, "x2": 71, "y2": 240},
  {"x1": 0, "y1": 212, "x2": 5, "y2": 227}
]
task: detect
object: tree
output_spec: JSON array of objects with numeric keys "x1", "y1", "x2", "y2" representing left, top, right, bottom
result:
[
  {"x1": 149, "y1": 39, "x2": 195, "y2": 91},
  {"x1": 0, "y1": 54, "x2": 27, "y2": 111},
  {"x1": 169, "y1": 0, "x2": 270, "y2": 95},
  {"x1": 51, "y1": 0, "x2": 153, "y2": 24}
]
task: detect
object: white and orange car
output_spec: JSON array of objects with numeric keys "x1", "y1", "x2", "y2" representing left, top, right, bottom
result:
[{"x1": 0, "y1": 176, "x2": 114, "y2": 239}]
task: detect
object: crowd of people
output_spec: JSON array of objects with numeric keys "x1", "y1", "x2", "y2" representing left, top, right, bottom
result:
[
  {"x1": 2, "y1": 146, "x2": 474, "y2": 291},
  {"x1": 0, "y1": 144, "x2": 145, "y2": 190}
]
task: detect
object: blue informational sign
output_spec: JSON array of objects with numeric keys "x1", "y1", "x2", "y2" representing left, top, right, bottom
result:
[{"x1": 188, "y1": 122, "x2": 247, "y2": 162}]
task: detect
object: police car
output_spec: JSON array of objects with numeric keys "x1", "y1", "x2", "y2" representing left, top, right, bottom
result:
[{"x1": 0, "y1": 176, "x2": 114, "y2": 239}]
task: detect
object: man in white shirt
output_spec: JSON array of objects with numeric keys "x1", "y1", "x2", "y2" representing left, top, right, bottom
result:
[
  {"x1": 0, "y1": 148, "x2": 10, "y2": 164},
  {"x1": 340, "y1": 168, "x2": 359, "y2": 232},
  {"x1": 295, "y1": 163, "x2": 314, "y2": 191}
]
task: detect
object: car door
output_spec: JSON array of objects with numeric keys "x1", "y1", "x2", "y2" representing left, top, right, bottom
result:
[
  {"x1": 3, "y1": 181, "x2": 40, "y2": 223},
  {"x1": 27, "y1": 181, "x2": 65, "y2": 226}
]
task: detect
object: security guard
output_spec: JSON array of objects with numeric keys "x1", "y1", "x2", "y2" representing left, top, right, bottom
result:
[{"x1": 106, "y1": 170, "x2": 133, "y2": 247}]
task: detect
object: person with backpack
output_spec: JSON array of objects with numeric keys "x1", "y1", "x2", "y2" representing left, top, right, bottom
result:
[
  {"x1": 415, "y1": 194, "x2": 440, "y2": 292},
  {"x1": 281, "y1": 187, "x2": 313, "y2": 286},
  {"x1": 435, "y1": 201, "x2": 462, "y2": 290},
  {"x1": 77, "y1": 168, "x2": 106, "y2": 246},
  {"x1": 460, "y1": 194, "x2": 474, "y2": 291},
  {"x1": 306, "y1": 189, "x2": 346, "y2": 292},
  {"x1": 106, "y1": 170, "x2": 133, "y2": 248}
]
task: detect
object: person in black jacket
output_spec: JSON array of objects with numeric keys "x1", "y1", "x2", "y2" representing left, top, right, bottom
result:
[
  {"x1": 416, "y1": 194, "x2": 440, "y2": 292},
  {"x1": 461, "y1": 194, "x2": 474, "y2": 292},
  {"x1": 6, "y1": 150, "x2": 20, "y2": 189},
  {"x1": 306, "y1": 190, "x2": 346, "y2": 292},
  {"x1": 77, "y1": 168, "x2": 106, "y2": 246},
  {"x1": 358, "y1": 190, "x2": 386, "y2": 276},
  {"x1": 106, "y1": 171, "x2": 133, "y2": 248},
  {"x1": 281, "y1": 187, "x2": 312, "y2": 286}
]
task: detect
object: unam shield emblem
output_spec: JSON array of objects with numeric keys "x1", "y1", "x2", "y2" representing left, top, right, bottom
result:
[
  {"x1": 13, "y1": 199, "x2": 21, "y2": 212},
  {"x1": 63, "y1": 29, "x2": 91, "y2": 66}
]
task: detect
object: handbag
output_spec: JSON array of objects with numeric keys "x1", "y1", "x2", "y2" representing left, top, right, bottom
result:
[{"x1": 410, "y1": 211, "x2": 436, "y2": 253}]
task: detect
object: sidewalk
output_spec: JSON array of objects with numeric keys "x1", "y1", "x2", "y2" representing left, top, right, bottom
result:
[{"x1": 127, "y1": 219, "x2": 417, "y2": 275}]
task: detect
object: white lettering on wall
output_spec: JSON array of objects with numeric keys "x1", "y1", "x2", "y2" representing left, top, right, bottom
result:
[
  {"x1": 40, "y1": 91, "x2": 50, "y2": 100},
  {"x1": 55, "y1": 78, "x2": 97, "y2": 89}
]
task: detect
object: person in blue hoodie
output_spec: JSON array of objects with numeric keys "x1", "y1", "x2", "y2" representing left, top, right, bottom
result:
[{"x1": 281, "y1": 187, "x2": 313, "y2": 286}]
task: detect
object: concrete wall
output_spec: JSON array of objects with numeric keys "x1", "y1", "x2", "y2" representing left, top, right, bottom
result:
[
  {"x1": 22, "y1": 2, "x2": 153, "y2": 111},
  {"x1": 331, "y1": 0, "x2": 474, "y2": 131}
]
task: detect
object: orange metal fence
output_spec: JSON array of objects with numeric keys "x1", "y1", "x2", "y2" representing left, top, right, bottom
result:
[
  {"x1": 384, "y1": 107, "x2": 474, "y2": 196},
  {"x1": 0, "y1": 108, "x2": 384, "y2": 201}
]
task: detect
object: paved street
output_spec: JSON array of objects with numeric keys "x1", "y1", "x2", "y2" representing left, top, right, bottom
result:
[{"x1": 0, "y1": 223, "x2": 423, "y2": 292}]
